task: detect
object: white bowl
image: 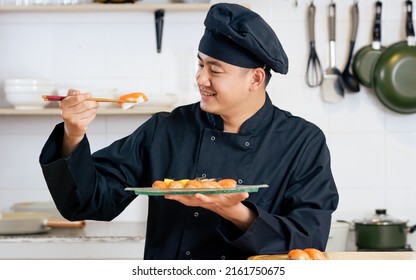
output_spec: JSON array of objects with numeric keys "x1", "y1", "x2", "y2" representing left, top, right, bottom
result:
[
  {"x1": 5, "y1": 92, "x2": 52, "y2": 109},
  {"x1": 4, "y1": 78, "x2": 54, "y2": 87},
  {"x1": 4, "y1": 85, "x2": 55, "y2": 109},
  {"x1": 5, "y1": 84, "x2": 55, "y2": 93}
]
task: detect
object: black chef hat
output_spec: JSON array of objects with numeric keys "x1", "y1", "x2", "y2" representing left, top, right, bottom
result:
[{"x1": 198, "y1": 3, "x2": 288, "y2": 75}]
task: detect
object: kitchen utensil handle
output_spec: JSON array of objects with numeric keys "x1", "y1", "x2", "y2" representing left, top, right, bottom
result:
[
  {"x1": 373, "y1": 1, "x2": 382, "y2": 44},
  {"x1": 155, "y1": 9, "x2": 164, "y2": 53},
  {"x1": 329, "y1": 2, "x2": 336, "y2": 42},
  {"x1": 46, "y1": 219, "x2": 86, "y2": 229},
  {"x1": 42, "y1": 95, "x2": 65, "y2": 101},
  {"x1": 328, "y1": 2, "x2": 336, "y2": 68},
  {"x1": 42, "y1": 95, "x2": 138, "y2": 103},
  {"x1": 406, "y1": 0, "x2": 415, "y2": 45},
  {"x1": 308, "y1": 2, "x2": 316, "y2": 42},
  {"x1": 351, "y1": 2, "x2": 359, "y2": 42}
]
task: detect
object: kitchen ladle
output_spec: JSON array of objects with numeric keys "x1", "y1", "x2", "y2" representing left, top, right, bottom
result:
[{"x1": 341, "y1": 1, "x2": 360, "y2": 93}]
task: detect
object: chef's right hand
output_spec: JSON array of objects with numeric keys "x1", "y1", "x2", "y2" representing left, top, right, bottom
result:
[{"x1": 60, "y1": 89, "x2": 99, "y2": 157}]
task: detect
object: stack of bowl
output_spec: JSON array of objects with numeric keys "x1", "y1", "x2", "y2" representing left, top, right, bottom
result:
[{"x1": 4, "y1": 78, "x2": 55, "y2": 109}]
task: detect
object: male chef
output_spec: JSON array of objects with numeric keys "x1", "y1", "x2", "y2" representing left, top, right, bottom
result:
[{"x1": 40, "y1": 3, "x2": 339, "y2": 259}]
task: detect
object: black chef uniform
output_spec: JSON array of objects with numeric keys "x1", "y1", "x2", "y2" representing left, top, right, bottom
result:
[{"x1": 40, "y1": 94, "x2": 338, "y2": 259}]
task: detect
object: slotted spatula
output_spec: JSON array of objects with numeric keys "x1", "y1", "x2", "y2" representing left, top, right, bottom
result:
[{"x1": 321, "y1": 1, "x2": 344, "y2": 103}]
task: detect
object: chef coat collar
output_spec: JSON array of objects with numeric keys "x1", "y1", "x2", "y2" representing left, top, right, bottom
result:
[{"x1": 206, "y1": 93, "x2": 273, "y2": 134}]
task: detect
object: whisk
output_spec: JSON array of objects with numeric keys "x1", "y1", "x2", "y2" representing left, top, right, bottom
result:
[{"x1": 306, "y1": 1, "x2": 323, "y2": 87}]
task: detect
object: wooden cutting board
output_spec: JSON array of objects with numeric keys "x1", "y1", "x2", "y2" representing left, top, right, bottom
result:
[{"x1": 248, "y1": 252, "x2": 416, "y2": 260}]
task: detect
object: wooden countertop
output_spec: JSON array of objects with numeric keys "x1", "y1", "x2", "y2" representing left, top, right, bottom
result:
[{"x1": 249, "y1": 252, "x2": 416, "y2": 260}]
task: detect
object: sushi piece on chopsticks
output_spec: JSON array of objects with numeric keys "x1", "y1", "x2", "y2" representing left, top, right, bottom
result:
[{"x1": 116, "y1": 92, "x2": 149, "y2": 110}]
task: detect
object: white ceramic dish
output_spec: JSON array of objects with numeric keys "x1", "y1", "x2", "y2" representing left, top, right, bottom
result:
[
  {"x1": 4, "y1": 78, "x2": 54, "y2": 87},
  {"x1": 5, "y1": 84, "x2": 55, "y2": 93},
  {"x1": 139, "y1": 93, "x2": 178, "y2": 107},
  {"x1": 5, "y1": 92, "x2": 52, "y2": 109},
  {"x1": 11, "y1": 201, "x2": 63, "y2": 219},
  {"x1": 4, "y1": 86, "x2": 54, "y2": 109},
  {"x1": 4, "y1": 78, "x2": 55, "y2": 109}
]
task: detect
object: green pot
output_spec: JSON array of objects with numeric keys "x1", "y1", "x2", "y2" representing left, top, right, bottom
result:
[{"x1": 354, "y1": 209, "x2": 416, "y2": 250}]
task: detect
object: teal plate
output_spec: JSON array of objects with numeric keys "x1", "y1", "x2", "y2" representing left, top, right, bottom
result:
[{"x1": 125, "y1": 184, "x2": 269, "y2": 196}]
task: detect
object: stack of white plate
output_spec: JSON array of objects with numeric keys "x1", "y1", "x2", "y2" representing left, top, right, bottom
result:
[
  {"x1": 4, "y1": 78, "x2": 55, "y2": 109},
  {"x1": 11, "y1": 201, "x2": 64, "y2": 219}
]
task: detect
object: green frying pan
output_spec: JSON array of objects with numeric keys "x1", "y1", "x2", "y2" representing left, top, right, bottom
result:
[
  {"x1": 372, "y1": 0, "x2": 416, "y2": 114},
  {"x1": 352, "y1": 1, "x2": 385, "y2": 88}
]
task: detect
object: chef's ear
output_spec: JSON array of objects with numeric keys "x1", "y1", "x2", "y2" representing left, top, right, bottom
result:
[{"x1": 249, "y1": 67, "x2": 266, "y2": 90}]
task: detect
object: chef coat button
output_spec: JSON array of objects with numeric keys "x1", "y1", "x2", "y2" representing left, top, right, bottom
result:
[
  {"x1": 221, "y1": 255, "x2": 226, "y2": 260},
  {"x1": 194, "y1": 212, "x2": 199, "y2": 218},
  {"x1": 238, "y1": 179, "x2": 243, "y2": 184},
  {"x1": 201, "y1": 173, "x2": 207, "y2": 178},
  {"x1": 211, "y1": 136, "x2": 216, "y2": 141},
  {"x1": 245, "y1": 141, "x2": 250, "y2": 146},
  {"x1": 186, "y1": 251, "x2": 191, "y2": 256}
]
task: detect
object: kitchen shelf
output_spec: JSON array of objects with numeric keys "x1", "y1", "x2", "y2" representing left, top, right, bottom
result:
[
  {"x1": 0, "y1": 3, "x2": 211, "y2": 13},
  {"x1": 0, "y1": 106, "x2": 172, "y2": 115}
]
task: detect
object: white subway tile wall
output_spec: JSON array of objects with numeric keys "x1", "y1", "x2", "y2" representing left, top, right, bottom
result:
[{"x1": 0, "y1": 0, "x2": 415, "y2": 249}]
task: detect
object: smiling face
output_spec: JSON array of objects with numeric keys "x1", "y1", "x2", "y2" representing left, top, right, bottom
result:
[{"x1": 196, "y1": 52, "x2": 266, "y2": 130}]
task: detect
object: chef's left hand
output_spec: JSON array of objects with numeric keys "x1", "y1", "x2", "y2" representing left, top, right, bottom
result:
[{"x1": 165, "y1": 192, "x2": 256, "y2": 231}]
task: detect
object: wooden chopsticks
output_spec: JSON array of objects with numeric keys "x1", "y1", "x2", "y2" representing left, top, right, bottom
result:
[{"x1": 42, "y1": 95, "x2": 138, "y2": 103}]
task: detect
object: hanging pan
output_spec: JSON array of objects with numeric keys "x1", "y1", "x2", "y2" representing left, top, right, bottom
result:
[
  {"x1": 352, "y1": 1, "x2": 385, "y2": 88},
  {"x1": 0, "y1": 212, "x2": 85, "y2": 235},
  {"x1": 372, "y1": 0, "x2": 416, "y2": 114}
]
